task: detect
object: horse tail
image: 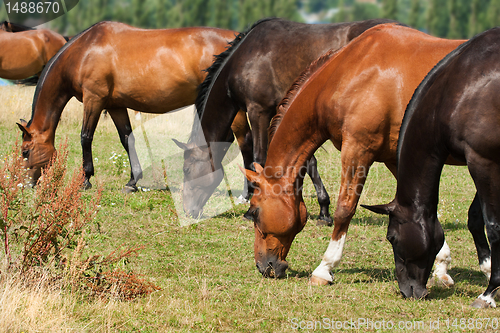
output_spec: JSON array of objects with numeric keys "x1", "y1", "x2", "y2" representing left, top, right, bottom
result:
[{"x1": 14, "y1": 76, "x2": 39, "y2": 86}]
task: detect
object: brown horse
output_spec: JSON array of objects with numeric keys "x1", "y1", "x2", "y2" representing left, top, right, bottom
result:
[
  {"x1": 0, "y1": 24, "x2": 66, "y2": 80},
  {"x1": 177, "y1": 18, "x2": 398, "y2": 221},
  {"x1": 243, "y1": 24, "x2": 467, "y2": 284},
  {"x1": 17, "y1": 21, "x2": 238, "y2": 192},
  {"x1": 364, "y1": 27, "x2": 500, "y2": 307}
]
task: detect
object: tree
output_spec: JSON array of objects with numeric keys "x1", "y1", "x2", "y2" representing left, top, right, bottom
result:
[
  {"x1": 352, "y1": 2, "x2": 380, "y2": 21},
  {"x1": 382, "y1": 0, "x2": 398, "y2": 20},
  {"x1": 408, "y1": 0, "x2": 420, "y2": 29},
  {"x1": 448, "y1": 0, "x2": 460, "y2": 38},
  {"x1": 488, "y1": 0, "x2": 500, "y2": 29},
  {"x1": 427, "y1": 0, "x2": 449, "y2": 37}
]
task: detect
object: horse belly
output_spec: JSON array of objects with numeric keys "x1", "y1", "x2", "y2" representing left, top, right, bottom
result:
[{"x1": 110, "y1": 80, "x2": 198, "y2": 114}]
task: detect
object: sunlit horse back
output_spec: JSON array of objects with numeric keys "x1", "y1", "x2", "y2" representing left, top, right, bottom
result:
[
  {"x1": 243, "y1": 24, "x2": 467, "y2": 283},
  {"x1": 0, "y1": 25, "x2": 66, "y2": 80},
  {"x1": 17, "y1": 21, "x2": 237, "y2": 191}
]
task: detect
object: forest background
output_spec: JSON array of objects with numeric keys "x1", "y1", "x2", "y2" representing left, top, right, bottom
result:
[{"x1": 0, "y1": 0, "x2": 497, "y2": 39}]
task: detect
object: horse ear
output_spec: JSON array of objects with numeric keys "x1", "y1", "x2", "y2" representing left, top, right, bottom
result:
[
  {"x1": 172, "y1": 138, "x2": 188, "y2": 151},
  {"x1": 17, "y1": 121, "x2": 31, "y2": 139},
  {"x1": 252, "y1": 162, "x2": 264, "y2": 174},
  {"x1": 361, "y1": 202, "x2": 396, "y2": 215},
  {"x1": 239, "y1": 165, "x2": 261, "y2": 186}
]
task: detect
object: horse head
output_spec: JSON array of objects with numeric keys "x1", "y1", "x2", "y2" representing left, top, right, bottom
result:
[
  {"x1": 17, "y1": 120, "x2": 55, "y2": 186},
  {"x1": 362, "y1": 201, "x2": 445, "y2": 299},
  {"x1": 174, "y1": 139, "x2": 224, "y2": 219},
  {"x1": 243, "y1": 163, "x2": 307, "y2": 278}
]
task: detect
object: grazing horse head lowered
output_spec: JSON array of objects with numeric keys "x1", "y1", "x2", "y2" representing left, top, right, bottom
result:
[
  {"x1": 180, "y1": 18, "x2": 399, "y2": 220},
  {"x1": 365, "y1": 27, "x2": 500, "y2": 307},
  {"x1": 16, "y1": 21, "x2": 237, "y2": 191},
  {"x1": 242, "y1": 24, "x2": 467, "y2": 287}
]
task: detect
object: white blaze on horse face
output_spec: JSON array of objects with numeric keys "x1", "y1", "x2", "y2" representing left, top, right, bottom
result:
[
  {"x1": 480, "y1": 257, "x2": 491, "y2": 280},
  {"x1": 431, "y1": 240, "x2": 454, "y2": 287},
  {"x1": 311, "y1": 234, "x2": 346, "y2": 282}
]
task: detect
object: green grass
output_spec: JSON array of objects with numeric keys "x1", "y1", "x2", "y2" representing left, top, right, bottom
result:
[{"x1": 0, "y1": 86, "x2": 496, "y2": 332}]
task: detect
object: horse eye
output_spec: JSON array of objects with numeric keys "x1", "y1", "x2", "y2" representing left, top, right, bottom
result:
[{"x1": 386, "y1": 233, "x2": 396, "y2": 244}]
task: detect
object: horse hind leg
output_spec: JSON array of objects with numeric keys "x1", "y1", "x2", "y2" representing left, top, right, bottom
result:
[
  {"x1": 107, "y1": 108, "x2": 142, "y2": 193},
  {"x1": 306, "y1": 154, "x2": 332, "y2": 226},
  {"x1": 466, "y1": 152, "x2": 500, "y2": 308},
  {"x1": 467, "y1": 193, "x2": 491, "y2": 279}
]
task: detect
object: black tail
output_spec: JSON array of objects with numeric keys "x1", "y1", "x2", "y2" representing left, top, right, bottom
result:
[{"x1": 13, "y1": 76, "x2": 39, "y2": 86}]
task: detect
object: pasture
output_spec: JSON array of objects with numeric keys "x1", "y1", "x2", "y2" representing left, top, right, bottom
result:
[{"x1": 0, "y1": 85, "x2": 494, "y2": 332}]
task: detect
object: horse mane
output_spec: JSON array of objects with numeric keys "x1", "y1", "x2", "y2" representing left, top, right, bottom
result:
[
  {"x1": 268, "y1": 48, "x2": 339, "y2": 141},
  {"x1": 396, "y1": 37, "x2": 474, "y2": 163},
  {"x1": 1, "y1": 21, "x2": 33, "y2": 32},
  {"x1": 194, "y1": 17, "x2": 277, "y2": 120},
  {"x1": 30, "y1": 21, "x2": 106, "y2": 126}
]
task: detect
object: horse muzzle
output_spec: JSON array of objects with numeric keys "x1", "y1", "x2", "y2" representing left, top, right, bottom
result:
[
  {"x1": 256, "y1": 256, "x2": 289, "y2": 278},
  {"x1": 399, "y1": 281, "x2": 428, "y2": 300}
]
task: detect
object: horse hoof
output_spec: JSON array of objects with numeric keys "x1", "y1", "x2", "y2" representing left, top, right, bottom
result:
[
  {"x1": 122, "y1": 185, "x2": 138, "y2": 194},
  {"x1": 82, "y1": 179, "x2": 92, "y2": 190},
  {"x1": 471, "y1": 298, "x2": 494, "y2": 309},
  {"x1": 428, "y1": 274, "x2": 454, "y2": 288},
  {"x1": 316, "y1": 216, "x2": 333, "y2": 227},
  {"x1": 308, "y1": 275, "x2": 332, "y2": 286}
]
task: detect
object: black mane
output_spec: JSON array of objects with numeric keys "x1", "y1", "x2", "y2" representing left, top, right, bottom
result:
[
  {"x1": 396, "y1": 37, "x2": 474, "y2": 164},
  {"x1": 194, "y1": 18, "x2": 277, "y2": 120}
]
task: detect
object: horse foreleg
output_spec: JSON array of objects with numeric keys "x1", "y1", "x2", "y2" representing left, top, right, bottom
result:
[
  {"x1": 310, "y1": 147, "x2": 373, "y2": 285},
  {"x1": 247, "y1": 105, "x2": 272, "y2": 168},
  {"x1": 306, "y1": 155, "x2": 332, "y2": 226},
  {"x1": 107, "y1": 108, "x2": 142, "y2": 193},
  {"x1": 231, "y1": 110, "x2": 254, "y2": 203},
  {"x1": 81, "y1": 97, "x2": 105, "y2": 190}
]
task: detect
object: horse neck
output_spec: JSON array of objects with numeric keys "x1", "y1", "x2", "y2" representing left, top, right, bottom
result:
[
  {"x1": 266, "y1": 99, "x2": 327, "y2": 184},
  {"x1": 192, "y1": 70, "x2": 237, "y2": 146},
  {"x1": 29, "y1": 72, "x2": 71, "y2": 138},
  {"x1": 396, "y1": 116, "x2": 447, "y2": 216}
]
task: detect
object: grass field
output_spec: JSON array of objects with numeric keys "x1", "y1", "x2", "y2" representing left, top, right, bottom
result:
[{"x1": 0, "y1": 85, "x2": 495, "y2": 332}]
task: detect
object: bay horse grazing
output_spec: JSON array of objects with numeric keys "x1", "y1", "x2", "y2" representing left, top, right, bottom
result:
[
  {"x1": 17, "y1": 21, "x2": 237, "y2": 192},
  {"x1": 177, "y1": 17, "x2": 398, "y2": 221},
  {"x1": 364, "y1": 27, "x2": 500, "y2": 308},
  {"x1": 0, "y1": 24, "x2": 66, "y2": 80},
  {"x1": 242, "y1": 24, "x2": 473, "y2": 285}
]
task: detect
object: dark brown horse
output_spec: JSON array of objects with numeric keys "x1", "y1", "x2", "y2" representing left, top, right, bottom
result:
[
  {"x1": 0, "y1": 23, "x2": 66, "y2": 80},
  {"x1": 177, "y1": 17, "x2": 398, "y2": 221},
  {"x1": 17, "y1": 22, "x2": 238, "y2": 192},
  {"x1": 364, "y1": 27, "x2": 500, "y2": 308},
  {"x1": 243, "y1": 24, "x2": 469, "y2": 284}
]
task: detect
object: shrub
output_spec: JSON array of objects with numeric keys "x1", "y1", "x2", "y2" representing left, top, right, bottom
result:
[{"x1": 0, "y1": 141, "x2": 160, "y2": 300}]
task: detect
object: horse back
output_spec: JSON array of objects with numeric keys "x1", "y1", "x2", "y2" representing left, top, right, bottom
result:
[
  {"x1": 49, "y1": 22, "x2": 236, "y2": 112},
  {"x1": 220, "y1": 19, "x2": 398, "y2": 109}
]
